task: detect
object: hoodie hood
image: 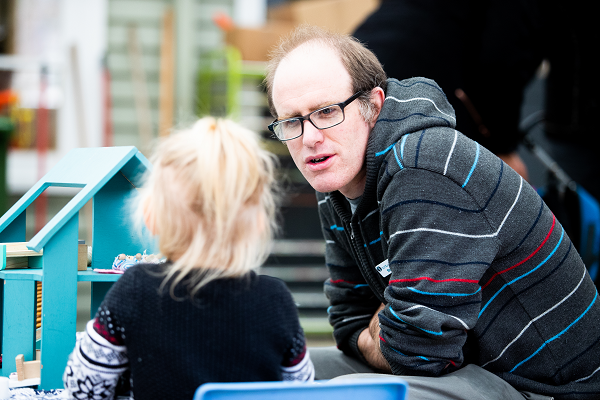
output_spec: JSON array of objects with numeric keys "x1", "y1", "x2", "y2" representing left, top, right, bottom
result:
[{"x1": 362, "y1": 77, "x2": 457, "y2": 202}]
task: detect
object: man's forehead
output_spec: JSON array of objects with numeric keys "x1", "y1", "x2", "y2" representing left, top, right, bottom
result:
[
  {"x1": 280, "y1": 42, "x2": 343, "y2": 74},
  {"x1": 272, "y1": 42, "x2": 351, "y2": 115},
  {"x1": 289, "y1": 40, "x2": 336, "y2": 58}
]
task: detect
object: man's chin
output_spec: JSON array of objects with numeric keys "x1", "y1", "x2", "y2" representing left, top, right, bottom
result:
[{"x1": 305, "y1": 178, "x2": 342, "y2": 194}]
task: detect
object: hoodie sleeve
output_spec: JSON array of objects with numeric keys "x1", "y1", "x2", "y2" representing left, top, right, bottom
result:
[{"x1": 377, "y1": 161, "x2": 500, "y2": 376}]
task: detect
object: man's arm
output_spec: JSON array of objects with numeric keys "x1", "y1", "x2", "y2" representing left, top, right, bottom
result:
[
  {"x1": 377, "y1": 165, "x2": 499, "y2": 376},
  {"x1": 357, "y1": 304, "x2": 391, "y2": 372}
]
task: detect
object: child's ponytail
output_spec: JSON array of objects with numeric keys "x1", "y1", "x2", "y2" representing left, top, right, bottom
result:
[{"x1": 137, "y1": 117, "x2": 279, "y2": 296}]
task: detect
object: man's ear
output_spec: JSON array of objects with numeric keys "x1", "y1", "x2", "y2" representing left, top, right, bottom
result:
[{"x1": 370, "y1": 87, "x2": 385, "y2": 127}]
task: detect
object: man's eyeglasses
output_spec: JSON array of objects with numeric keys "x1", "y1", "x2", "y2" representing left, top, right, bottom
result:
[{"x1": 268, "y1": 92, "x2": 364, "y2": 142}]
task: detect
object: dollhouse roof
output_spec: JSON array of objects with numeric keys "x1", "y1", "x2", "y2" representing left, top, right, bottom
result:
[{"x1": 0, "y1": 146, "x2": 151, "y2": 252}]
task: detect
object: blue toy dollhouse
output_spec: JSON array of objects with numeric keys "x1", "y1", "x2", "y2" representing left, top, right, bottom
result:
[{"x1": 0, "y1": 146, "x2": 155, "y2": 389}]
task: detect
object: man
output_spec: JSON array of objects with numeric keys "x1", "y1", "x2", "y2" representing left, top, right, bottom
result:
[{"x1": 265, "y1": 25, "x2": 600, "y2": 400}]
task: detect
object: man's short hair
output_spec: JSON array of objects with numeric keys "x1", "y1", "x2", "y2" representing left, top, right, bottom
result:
[{"x1": 264, "y1": 25, "x2": 387, "y2": 123}]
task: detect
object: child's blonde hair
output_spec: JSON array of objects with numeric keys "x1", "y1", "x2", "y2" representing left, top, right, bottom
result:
[{"x1": 138, "y1": 117, "x2": 278, "y2": 295}]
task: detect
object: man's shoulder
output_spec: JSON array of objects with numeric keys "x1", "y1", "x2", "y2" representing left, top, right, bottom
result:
[{"x1": 376, "y1": 128, "x2": 494, "y2": 180}]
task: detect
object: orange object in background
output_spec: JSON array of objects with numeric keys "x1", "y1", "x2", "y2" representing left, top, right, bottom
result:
[
  {"x1": 213, "y1": 12, "x2": 234, "y2": 32},
  {"x1": 268, "y1": 0, "x2": 380, "y2": 34},
  {"x1": 1, "y1": 87, "x2": 57, "y2": 150},
  {"x1": 0, "y1": 89, "x2": 18, "y2": 110},
  {"x1": 218, "y1": 0, "x2": 380, "y2": 62},
  {"x1": 224, "y1": 21, "x2": 294, "y2": 62}
]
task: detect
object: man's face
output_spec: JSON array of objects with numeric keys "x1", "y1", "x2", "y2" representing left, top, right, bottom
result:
[{"x1": 271, "y1": 43, "x2": 373, "y2": 199}]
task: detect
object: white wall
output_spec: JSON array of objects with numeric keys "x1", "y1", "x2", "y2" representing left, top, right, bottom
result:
[
  {"x1": 7, "y1": 0, "x2": 108, "y2": 194},
  {"x1": 59, "y1": 0, "x2": 108, "y2": 150}
]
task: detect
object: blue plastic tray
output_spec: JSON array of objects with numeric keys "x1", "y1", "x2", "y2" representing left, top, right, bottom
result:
[{"x1": 194, "y1": 378, "x2": 408, "y2": 400}]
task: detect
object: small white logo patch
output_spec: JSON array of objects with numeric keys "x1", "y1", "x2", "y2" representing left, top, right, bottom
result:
[{"x1": 375, "y1": 259, "x2": 391, "y2": 277}]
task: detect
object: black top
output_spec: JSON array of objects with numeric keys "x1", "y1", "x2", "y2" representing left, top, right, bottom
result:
[{"x1": 99, "y1": 264, "x2": 307, "y2": 399}]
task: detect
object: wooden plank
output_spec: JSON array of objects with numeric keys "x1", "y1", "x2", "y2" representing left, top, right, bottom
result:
[
  {"x1": 1, "y1": 243, "x2": 43, "y2": 270},
  {"x1": 78, "y1": 244, "x2": 88, "y2": 271},
  {"x1": 1, "y1": 242, "x2": 43, "y2": 257},
  {"x1": 158, "y1": 7, "x2": 175, "y2": 137},
  {"x1": 4, "y1": 258, "x2": 30, "y2": 269},
  {"x1": 15, "y1": 354, "x2": 25, "y2": 380}
]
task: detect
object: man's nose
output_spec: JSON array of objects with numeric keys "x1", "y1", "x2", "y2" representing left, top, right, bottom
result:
[{"x1": 302, "y1": 120, "x2": 324, "y2": 147}]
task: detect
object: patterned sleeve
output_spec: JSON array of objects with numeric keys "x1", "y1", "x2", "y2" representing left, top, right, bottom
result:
[
  {"x1": 63, "y1": 318, "x2": 129, "y2": 399},
  {"x1": 378, "y1": 166, "x2": 498, "y2": 376},
  {"x1": 280, "y1": 327, "x2": 315, "y2": 382},
  {"x1": 63, "y1": 265, "x2": 139, "y2": 398}
]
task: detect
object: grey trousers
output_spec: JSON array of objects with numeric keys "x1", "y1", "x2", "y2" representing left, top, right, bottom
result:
[{"x1": 310, "y1": 346, "x2": 553, "y2": 400}]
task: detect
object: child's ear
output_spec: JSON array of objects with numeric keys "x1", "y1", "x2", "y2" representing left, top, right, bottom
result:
[{"x1": 143, "y1": 197, "x2": 158, "y2": 235}]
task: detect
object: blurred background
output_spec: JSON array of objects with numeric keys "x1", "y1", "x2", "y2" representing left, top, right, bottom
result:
[{"x1": 0, "y1": 0, "x2": 596, "y2": 347}]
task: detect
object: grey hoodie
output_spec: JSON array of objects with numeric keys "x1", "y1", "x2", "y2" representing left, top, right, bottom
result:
[{"x1": 318, "y1": 77, "x2": 600, "y2": 399}]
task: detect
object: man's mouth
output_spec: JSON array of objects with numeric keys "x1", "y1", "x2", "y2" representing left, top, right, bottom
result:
[{"x1": 310, "y1": 156, "x2": 330, "y2": 164}]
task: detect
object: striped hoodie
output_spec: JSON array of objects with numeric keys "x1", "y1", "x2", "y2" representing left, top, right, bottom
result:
[{"x1": 319, "y1": 77, "x2": 600, "y2": 399}]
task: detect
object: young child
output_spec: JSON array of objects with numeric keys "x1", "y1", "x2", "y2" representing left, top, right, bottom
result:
[{"x1": 63, "y1": 117, "x2": 314, "y2": 399}]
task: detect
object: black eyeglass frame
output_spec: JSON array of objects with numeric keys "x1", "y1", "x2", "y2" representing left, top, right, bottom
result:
[{"x1": 268, "y1": 91, "x2": 364, "y2": 142}]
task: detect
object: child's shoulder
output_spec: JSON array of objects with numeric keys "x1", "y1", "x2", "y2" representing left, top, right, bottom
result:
[
  {"x1": 115, "y1": 262, "x2": 168, "y2": 289},
  {"x1": 254, "y1": 273, "x2": 288, "y2": 291},
  {"x1": 251, "y1": 274, "x2": 295, "y2": 303}
]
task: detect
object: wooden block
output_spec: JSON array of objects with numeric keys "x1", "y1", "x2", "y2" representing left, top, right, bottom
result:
[
  {"x1": 2, "y1": 242, "x2": 44, "y2": 257},
  {"x1": 15, "y1": 354, "x2": 25, "y2": 381},
  {"x1": 15, "y1": 353, "x2": 41, "y2": 380},
  {"x1": 78, "y1": 244, "x2": 88, "y2": 271},
  {"x1": 1, "y1": 242, "x2": 43, "y2": 270},
  {"x1": 4, "y1": 256, "x2": 30, "y2": 269},
  {"x1": 23, "y1": 360, "x2": 41, "y2": 379}
]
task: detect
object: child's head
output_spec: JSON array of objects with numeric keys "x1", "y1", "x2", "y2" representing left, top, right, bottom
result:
[{"x1": 138, "y1": 117, "x2": 278, "y2": 294}]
